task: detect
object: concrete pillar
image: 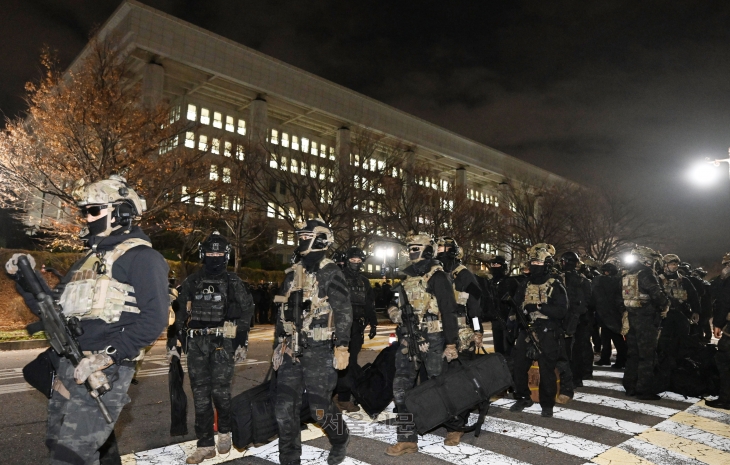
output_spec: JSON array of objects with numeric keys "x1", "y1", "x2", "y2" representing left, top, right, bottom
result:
[
  {"x1": 336, "y1": 126, "x2": 350, "y2": 169},
  {"x1": 249, "y1": 96, "x2": 268, "y2": 145},
  {"x1": 141, "y1": 62, "x2": 164, "y2": 108},
  {"x1": 455, "y1": 167, "x2": 467, "y2": 194}
]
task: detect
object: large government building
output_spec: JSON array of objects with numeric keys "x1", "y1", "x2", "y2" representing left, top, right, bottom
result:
[{"x1": 30, "y1": 0, "x2": 565, "y2": 273}]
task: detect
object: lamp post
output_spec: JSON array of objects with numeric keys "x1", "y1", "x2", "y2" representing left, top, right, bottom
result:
[
  {"x1": 706, "y1": 149, "x2": 730, "y2": 179},
  {"x1": 375, "y1": 245, "x2": 394, "y2": 279}
]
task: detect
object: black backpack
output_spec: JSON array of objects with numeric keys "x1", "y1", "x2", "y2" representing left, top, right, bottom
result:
[{"x1": 351, "y1": 343, "x2": 398, "y2": 417}]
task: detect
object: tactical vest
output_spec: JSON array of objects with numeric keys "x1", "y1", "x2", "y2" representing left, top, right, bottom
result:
[
  {"x1": 402, "y1": 264, "x2": 443, "y2": 322},
  {"x1": 450, "y1": 265, "x2": 476, "y2": 351},
  {"x1": 660, "y1": 275, "x2": 688, "y2": 303},
  {"x1": 58, "y1": 239, "x2": 150, "y2": 324},
  {"x1": 189, "y1": 275, "x2": 228, "y2": 323},
  {"x1": 347, "y1": 275, "x2": 367, "y2": 314},
  {"x1": 277, "y1": 259, "x2": 335, "y2": 340},
  {"x1": 451, "y1": 265, "x2": 471, "y2": 308},
  {"x1": 521, "y1": 278, "x2": 556, "y2": 319},
  {"x1": 622, "y1": 271, "x2": 650, "y2": 308}
]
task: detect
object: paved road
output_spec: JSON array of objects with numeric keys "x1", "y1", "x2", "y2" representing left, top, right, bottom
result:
[{"x1": 1, "y1": 325, "x2": 729, "y2": 465}]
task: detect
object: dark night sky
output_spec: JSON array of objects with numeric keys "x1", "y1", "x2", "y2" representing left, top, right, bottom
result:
[{"x1": 2, "y1": 0, "x2": 730, "y2": 266}]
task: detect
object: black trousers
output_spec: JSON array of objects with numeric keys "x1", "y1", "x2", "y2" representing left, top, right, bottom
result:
[
  {"x1": 335, "y1": 319, "x2": 365, "y2": 402},
  {"x1": 623, "y1": 307, "x2": 659, "y2": 395},
  {"x1": 599, "y1": 324, "x2": 627, "y2": 366},
  {"x1": 571, "y1": 318, "x2": 594, "y2": 382},
  {"x1": 514, "y1": 327, "x2": 561, "y2": 409},
  {"x1": 556, "y1": 336, "x2": 574, "y2": 397},
  {"x1": 716, "y1": 334, "x2": 730, "y2": 401}
]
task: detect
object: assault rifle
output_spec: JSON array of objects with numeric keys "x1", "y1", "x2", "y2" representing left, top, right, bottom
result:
[
  {"x1": 288, "y1": 264, "x2": 307, "y2": 357},
  {"x1": 15, "y1": 255, "x2": 113, "y2": 423},
  {"x1": 503, "y1": 293, "x2": 543, "y2": 356},
  {"x1": 392, "y1": 284, "x2": 422, "y2": 365}
]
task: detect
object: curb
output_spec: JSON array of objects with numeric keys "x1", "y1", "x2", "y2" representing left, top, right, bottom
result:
[{"x1": 0, "y1": 339, "x2": 50, "y2": 351}]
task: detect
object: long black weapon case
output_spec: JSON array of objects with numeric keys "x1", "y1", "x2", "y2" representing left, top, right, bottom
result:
[{"x1": 404, "y1": 352, "x2": 513, "y2": 434}]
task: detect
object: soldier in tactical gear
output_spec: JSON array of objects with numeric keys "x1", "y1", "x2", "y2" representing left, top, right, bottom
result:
[
  {"x1": 8, "y1": 175, "x2": 170, "y2": 465},
  {"x1": 481, "y1": 255, "x2": 520, "y2": 356},
  {"x1": 707, "y1": 253, "x2": 730, "y2": 410},
  {"x1": 169, "y1": 231, "x2": 254, "y2": 463},
  {"x1": 510, "y1": 244, "x2": 568, "y2": 418},
  {"x1": 559, "y1": 251, "x2": 593, "y2": 392},
  {"x1": 621, "y1": 246, "x2": 670, "y2": 400},
  {"x1": 436, "y1": 236, "x2": 483, "y2": 446},
  {"x1": 386, "y1": 233, "x2": 460, "y2": 455},
  {"x1": 272, "y1": 218, "x2": 352, "y2": 465},
  {"x1": 656, "y1": 255, "x2": 701, "y2": 364},
  {"x1": 690, "y1": 266, "x2": 714, "y2": 343},
  {"x1": 592, "y1": 262, "x2": 627, "y2": 369},
  {"x1": 334, "y1": 246, "x2": 377, "y2": 413}
]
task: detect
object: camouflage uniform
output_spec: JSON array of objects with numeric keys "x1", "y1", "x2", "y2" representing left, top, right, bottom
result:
[
  {"x1": 274, "y1": 256, "x2": 352, "y2": 464},
  {"x1": 172, "y1": 268, "x2": 254, "y2": 448}
]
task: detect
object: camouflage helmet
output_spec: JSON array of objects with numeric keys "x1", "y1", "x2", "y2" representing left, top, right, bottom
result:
[
  {"x1": 630, "y1": 246, "x2": 661, "y2": 267},
  {"x1": 528, "y1": 243, "x2": 556, "y2": 262},
  {"x1": 723, "y1": 253, "x2": 730, "y2": 266},
  {"x1": 294, "y1": 217, "x2": 333, "y2": 255},
  {"x1": 72, "y1": 175, "x2": 146, "y2": 217},
  {"x1": 406, "y1": 232, "x2": 435, "y2": 262},
  {"x1": 435, "y1": 236, "x2": 463, "y2": 259},
  {"x1": 663, "y1": 254, "x2": 681, "y2": 264}
]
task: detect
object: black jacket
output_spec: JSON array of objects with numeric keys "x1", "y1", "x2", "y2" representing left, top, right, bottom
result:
[
  {"x1": 591, "y1": 273, "x2": 624, "y2": 334},
  {"x1": 512, "y1": 272, "x2": 569, "y2": 330},
  {"x1": 449, "y1": 266, "x2": 483, "y2": 332},
  {"x1": 343, "y1": 266, "x2": 377, "y2": 329}
]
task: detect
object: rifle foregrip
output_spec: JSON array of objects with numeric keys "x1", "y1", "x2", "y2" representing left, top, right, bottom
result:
[{"x1": 17, "y1": 256, "x2": 44, "y2": 297}]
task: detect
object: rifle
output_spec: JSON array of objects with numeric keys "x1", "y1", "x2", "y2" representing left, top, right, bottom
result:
[
  {"x1": 15, "y1": 255, "x2": 113, "y2": 423},
  {"x1": 393, "y1": 284, "x2": 422, "y2": 365},
  {"x1": 503, "y1": 293, "x2": 543, "y2": 356},
  {"x1": 288, "y1": 264, "x2": 307, "y2": 357}
]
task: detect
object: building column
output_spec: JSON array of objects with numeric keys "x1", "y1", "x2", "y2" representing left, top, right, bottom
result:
[
  {"x1": 141, "y1": 62, "x2": 165, "y2": 108},
  {"x1": 336, "y1": 126, "x2": 351, "y2": 170},
  {"x1": 249, "y1": 95, "x2": 268, "y2": 154}
]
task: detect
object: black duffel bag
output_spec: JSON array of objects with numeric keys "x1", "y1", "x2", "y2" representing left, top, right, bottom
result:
[
  {"x1": 168, "y1": 351, "x2": 188, "y2": 437},
  {"x1": 352, "y1": 343, "x2": 398, "y2": 417},
  {"x1": 231, "y1": 366, "x2": 312, "y2": 450},
  {"x1": 404, "y1": 351, "x2": 513, "y2": 435}
]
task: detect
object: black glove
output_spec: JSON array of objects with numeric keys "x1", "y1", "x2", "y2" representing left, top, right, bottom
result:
[{"x1": 368, "y1": 325, "x2": 377, "y2": 339}]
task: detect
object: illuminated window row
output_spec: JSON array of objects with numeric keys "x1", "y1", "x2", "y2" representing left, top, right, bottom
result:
[
  {"x1": 270, "y1": 129, "x2": 335, "y2": 160},
  {"x1": 467, "y1": 188, "x2": 499, "y2": 206},
  {"x1": 275, "y1": 230, "x2": 296, "y2": 246},
  {"x1": 270, "y1": 155, "x2": 334, "y2": 181},
  {"x1": 267, "y1": 202, "x2": 295, "y2": 220},
  {"x1": 180, "y1": 187, "x2": 241, "y2": 211},
  {"x1": 187, "y1": 104, "x2": 246, "y2": 135},
  {"x1": 184, "y1": 132, "x2": 245, "y2": 160}
]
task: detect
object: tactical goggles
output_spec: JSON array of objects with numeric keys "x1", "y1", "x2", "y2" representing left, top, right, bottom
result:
[
  {"x1": 79, "y1": 205, "x2": 107, "y2": 217},
  {"x1": 408, "y1": 245, "x2": 424, "y2": 253}
]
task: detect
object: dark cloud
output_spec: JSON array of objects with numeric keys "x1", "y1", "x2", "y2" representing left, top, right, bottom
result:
[{"x1": 2, "y1": 0, "x2": 730, "y2": 265}]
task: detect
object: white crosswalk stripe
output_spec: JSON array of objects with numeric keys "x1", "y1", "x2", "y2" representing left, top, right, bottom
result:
[
  {"x1": 572, "y1": 392, "x2": 680, "y2": 418},
  {"x1": 582, "y1": 379, "x2": 702, "y2": 403},
  {"x1": 653, "y1": 419, "x2": 730, "y2": 452},
  {"x1": 618, "y1": 436, "x2": 707, "y2": 465}
]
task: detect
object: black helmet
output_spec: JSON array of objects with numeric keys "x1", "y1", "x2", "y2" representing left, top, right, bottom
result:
[
  {"x1": 560, "y1": 251, "x2": 581, "y2": 265},
  {"x1": 294, "y1": 217, "x2": 334, "y2": 255},
  {"x1": 489, "y1": 255, "x2": 507, "y2": 266},
  {"x1": 678, "y1": 262, "x2": 692, "y2": 275},
  {"x1": 436, "y1": 236, "x2": 463, "y2": 260},
  {"x1": 199, "y1": 231, "x2": 231, "y2": 261},
  {"x1": 346, "y1": 246, "x2": 367, "y2": 261},
  {"x1": 600, "y1": 262, "x2": 619, "y2": 276}
]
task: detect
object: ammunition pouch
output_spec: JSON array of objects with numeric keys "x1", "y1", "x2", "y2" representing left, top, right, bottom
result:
[
  {"x1": 304, "y1": 326, "x2": 334, "y2": 342},
  {"x1": 420, "y1": 320, "x2": 443, "y2": 334},
  {"x1": 454, "y1": 290, "x2": 470, "y2": 306}
]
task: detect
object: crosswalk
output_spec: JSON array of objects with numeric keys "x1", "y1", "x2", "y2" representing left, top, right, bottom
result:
[{"x1": 117, "y1": 326, "x2": 730, "y2": 465}]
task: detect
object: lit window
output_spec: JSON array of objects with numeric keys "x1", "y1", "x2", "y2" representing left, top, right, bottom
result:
[
  {"x1": 221, "y1": 194, "x2": 229, "y2": 210},
  {"x1": 311, "y1": 141, "x2": 318, "y2": 155},
  {"x1": 195, "y1": 194, "x2": 204, "y2": 206},
  {"x1": 236, "y1": 145, "x2": 244, "y2": 160},
  {"x1": 319, "y1": 166, "x2": 326, "y2": 180},
  {"x1": 367, "y1": 264, "x2": 373, "y2": 272},
  {"x1": 186, "y1": 104, "x2": 197, "y2": 121},
  {"x1": 213, "y1": 112, "x2": 222, "y2": 129},
  {"x1": 185, "y1": 131, "x2": 195, "y2": 148},
  {"x1": 267, "y1": 202, "x2": 276, "y2": 218},
  {"x1": 310, "y1": 163, "x2": 316, "y2": 178},
  {"x1": 270, "y1": 155, "x2": 278, "y2": 169},
  {"x1": 208, "y1": 191, "x2": 216, "y2": 205},
  {"x1": 237, "y1": 119, "x2": 246, "y2": 135},
  {"x1": 320, "y1": 144, "x2": 327, "y2": 158},
  {"x1": 281, "y1": 132, "x2": 290, "y2": 147},
  {"x1": 210, "y1": 165, "x2": 219, "y2": 181},
  {"x1": 211, "y1": 138, "x2": 220, "y2": 155},
  {"x1": 292, "y1": 136, "x2": 300, "y2": 151},
  {"x1": 375, "y1": 265, "x2": 381, "y2": 271},
  {"x1": 200, "y1": 108, "x2": 210, "y2": 125},
  {"x1": 224, "y1": 141, "x2": 232, "y2": 157},
  {"x1": 198, "y1": 135, "x2": 208, "y2": 151},
  {"x1": 169, "y1": 105, "x2": 181, "y2": 124},
  {"x1": 271, "y1": 129, "x2": 279, "y2": 145},
  {"x1": 232, "y1": 197, "x2": 241, "y2": 211},
  {"x1": 286, "y1": 233, "x2": 295, "y2": 246},
  {"x1": 225, "y1": 116, "x2": 234, "y2": 132},
  {"x1": 329, "y1": 147, "x2": 335, "y2": 160},
  {"x1": 353, "y1": 154, "x2": 359, "y2": 166},
  {"x1": 277, "y1": 231, "x2": 285, "y2": 245},
  {"x1": 223, "y1": 167, "x2": 231, "y2": 183},
  {"x1": 300, "y1": 162, "x2": 307, "y2": 176},
  {"x1": 301, "y1": 138, "x2": 309, "y2": 153},
  {"x1": 280, "y1": 156, "x2": 288, "y2": 171},
  {"x1": 291, "y1": 158, "x2": 299, "y2": 173},
  {"x1": 377, "y1": 160, "x2": 385, "y2": 170},
  {"x1": 181, "y1": 186, "x2": 190, "y2": 203}
]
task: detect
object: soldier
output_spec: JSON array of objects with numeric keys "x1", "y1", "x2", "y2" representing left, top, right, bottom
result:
[
  {"x1": 386, "y1": 233, "x2": 459, "y2": 455},
  {"x1": 8, "y1": 175, "x2": 170, "y2": 464},
  {"x1": 621, "y1": 246, "x2": 669, "y2": 400},
  {"x1": 334, "y1": 246, "x2": 378, "y2": 413},
  {"x1": 707, "y1": 253, "x2": 730, "y2": 410},
  {"x1": 510, "y1": 244, "x2": 568, "y2": 418},
  {"x1": 272, "y1": 218, "x2": 352, "y2": 465},
  {"x1": 168, "y1": 232, "x2": 254, "y2": 463},
  {"x1": 592, "y1": 261, "x2": 627, "y2": 369},
  {"x1": 480, "y1": 255, "x2": 520, "y2": 356},
  {"x1": 436, "y1": 236, "x2": 483, "y2": 446},
  {"x1": 691, "y1": 266, "x2": 714, "y2": 343},
  {"x1": 560, "y1": 251, "x2": 593, "y2": 391},
  {"x1": 656, "y1": 255, "x2": 700, "y2": 361}
]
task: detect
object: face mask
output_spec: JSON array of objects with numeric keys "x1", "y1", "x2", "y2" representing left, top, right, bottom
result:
[
  {"x1": 297, "y1": 237, "x2": 315, "y2": 255},
  {"x1": 87, "y1": 215, "x2": 108, "y2": 236},
  {"x1": 491, "y1": 266, "x2": 505, "y2": 279},
  {"x1": 529, "y1": 264, "x2": 545, "y2": 277},
  {"x1": 562, "y1": 261, "x2": 576, "y2": 272},
  {"x1": 302, "y1": 250, "x2": 326, "y2": 270},
  {"x1": 348, "y1": 262, "x2": 362, "y2": 272},
  {"x1": 204, "y1": 255, "x2": 227, "y2": 274},
  {"x1": 409, "y1": 251, "x2": 422, "y2": 262}
]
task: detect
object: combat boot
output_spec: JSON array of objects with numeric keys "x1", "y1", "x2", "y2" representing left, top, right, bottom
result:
[
  {"x1": 509, "y1": 398, "x2": 534, "y2": 412},
  {"x1": 636, "y1": 393, "x2": 660, "y2": 401},
  {"x1": 444, "y1": 431, "x2": 464, "y2": 446},
  {"x1": 217, "y1": 432, "x2": 232, "y2": 454},
  {"x1": 556, "y1": 394, "x2": 572, "y2": 404},
  {"x1": 541, "y1": 406, "x2": 553, "y2": 417},
  {"x1": 327, "y1": 436, "x2": 350, "y2": 465},
  {"x1": 186, "y1": 446, "x2": 216, "y2": 464},
  {"x1": 706, "y1": 398, "x2": 730, "y2": 410},
  {"x1": 385, "y1": 442, "x2": 418, "y2": 456},
  {"x1": 334, "y1": 395, "x2": 359, "y2": 413}
]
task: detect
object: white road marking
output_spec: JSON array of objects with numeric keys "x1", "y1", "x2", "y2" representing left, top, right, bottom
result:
[
  {"x1": 687, "y1": 405, "x2": 730, "y2": 426},
  {"x1": 582, "y1": 380, "x2": 701, "y2": 403},
  {"x1": 572, "y1": 392, "x2": 680, "y2": 418},
  {"x1": 618, "y1": 436, "x2": 707, "y2": 465},
  {"x1": 653, "y1": 419, "x2": 730, "y2": 452}
]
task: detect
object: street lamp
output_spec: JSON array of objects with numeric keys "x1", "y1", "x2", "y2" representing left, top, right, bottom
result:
[
  {"x1": 687, "y1": 156, "x2": 723, "y2": 187},
  {"x1": 374, "y1": 245, "x2": 394, "y2": 278},
  {"x1": 707, "y1": 149, "x2": 730, "y2": 179}
]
